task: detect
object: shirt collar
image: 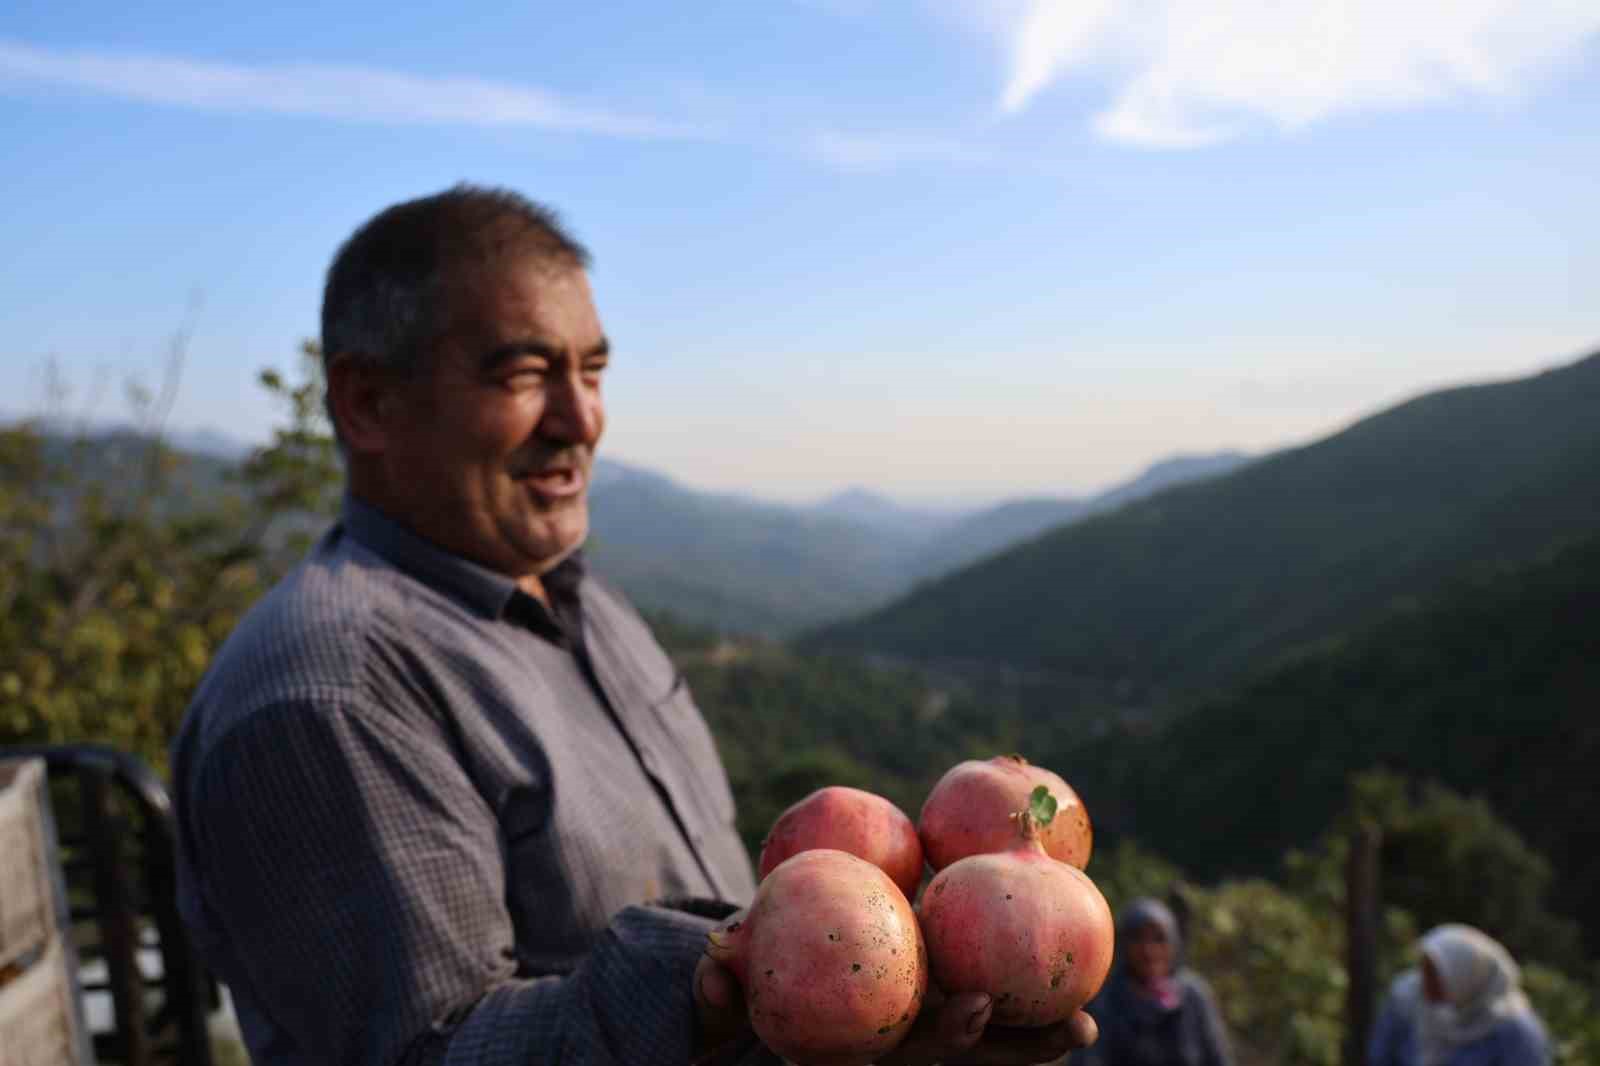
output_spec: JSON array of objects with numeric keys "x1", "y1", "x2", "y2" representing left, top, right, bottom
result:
[{"x1": 340, "y1": 493, "x2": 586, "y2": 620}]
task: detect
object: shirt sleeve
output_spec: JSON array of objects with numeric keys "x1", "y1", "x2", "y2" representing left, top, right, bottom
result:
[{"x1": 187, "y1": 698, "x2": 718, "y2": 1066}]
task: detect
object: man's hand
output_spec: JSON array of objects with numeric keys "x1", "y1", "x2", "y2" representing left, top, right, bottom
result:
[
  {"x1": 693, "y1": 950, "x2": 751, "y2": 1058},
  {"x1": 694, "y1": 937, "x2": 1097, "y2": 1066},
  {"x1": 878, "y1": 986, "x2": 1098, "y2": 1066}
]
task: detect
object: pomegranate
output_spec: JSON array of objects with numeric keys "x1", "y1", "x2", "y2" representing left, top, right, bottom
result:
[
  {"x1": 917, "y1": 796, "x2": 1114, "y2": 1027},
  {"x1": 919, "y1": 754, "x2": 1093, "y2": 869},
  {"x1": 707, "y1": 849, "x2": 927, "y2": 1066},
  {"x1": 759, "y1": 786, "x2": 925, "y2": 901}
]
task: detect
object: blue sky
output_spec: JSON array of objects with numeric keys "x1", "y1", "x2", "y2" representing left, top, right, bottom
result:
[{"x1": 3, "y1": 1, "x2": 1597, "y2": 504}]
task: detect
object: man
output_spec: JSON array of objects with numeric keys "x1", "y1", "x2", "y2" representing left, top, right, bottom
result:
[{"x1": 172, "y1": 184, "x2": 1095, "y2": 1065}]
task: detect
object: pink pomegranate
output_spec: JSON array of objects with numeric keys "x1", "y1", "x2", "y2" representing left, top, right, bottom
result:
[
  {"x1": 918, "y1": 803, "x2": 1114, "y2": 1027},
  {"x1": 759, "y1": 786, "x2": 925, "y2": 901},
  {"x1": 919, "y1": 755, "x2": 1093, "y2": 870},
  {"x1": 707, "y1": 849, "x2": 927, "y2": 1066}
]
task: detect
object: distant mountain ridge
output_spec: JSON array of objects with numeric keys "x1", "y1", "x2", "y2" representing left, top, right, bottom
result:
[
  {"x1": 809, "y1": 350, "x2": 1600, "y2": 695},
  {"x1": 906, "y1": 451, "x2": 1252, "y2": 581},
  {"x1": 811, "y1": 487, "x2": 964, "y2": 541},
  {"x1": 6, "y1": 413, "x2": 1257, "y2": 637},
  {"x1": 586, "y1": 450, "x2": 1253, "y2": 634},
  {"x1": 0, "y1": 413, "x2": 254, "y2": 461},
  {"x1": 584, "y1": 463, "x2": 918, "y2": 635}
]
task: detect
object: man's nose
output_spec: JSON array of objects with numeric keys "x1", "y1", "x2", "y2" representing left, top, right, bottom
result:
[{"x1": 542, "y1": 372, "x2": 601, "y2": 443}]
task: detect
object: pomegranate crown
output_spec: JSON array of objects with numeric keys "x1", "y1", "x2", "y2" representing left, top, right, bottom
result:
[{"x1": 1009, "y1": 785, "x2": 1058, "y2": 842}]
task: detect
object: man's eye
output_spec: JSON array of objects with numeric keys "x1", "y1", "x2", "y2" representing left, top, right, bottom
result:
[{"x1": 502, "y1": 364, "x2": 549, "y2": 383}]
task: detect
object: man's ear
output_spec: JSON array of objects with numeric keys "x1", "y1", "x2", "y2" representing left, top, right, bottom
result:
[{"x1": 325, "y1": 354, "x2": 399, "y2": 454}]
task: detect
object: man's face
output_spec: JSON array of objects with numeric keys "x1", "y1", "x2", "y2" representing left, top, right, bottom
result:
[{"x1": 379, "y1": 255, "x2": 608, "y2": 585}]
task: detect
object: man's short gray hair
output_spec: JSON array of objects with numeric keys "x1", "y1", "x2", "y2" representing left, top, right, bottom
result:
[{"x1": 319, "y1": 184, "x2": 590, "y2": 433}]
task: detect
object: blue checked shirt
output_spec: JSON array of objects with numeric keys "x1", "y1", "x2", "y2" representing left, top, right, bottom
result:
[{"x1": 171, "y1": 495, "x2": 761, "y2": 1065}]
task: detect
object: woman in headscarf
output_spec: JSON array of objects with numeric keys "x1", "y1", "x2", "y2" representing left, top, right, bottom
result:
[
  {"x1": 1369, "y1": 924, "x2": 1549, "y2": 1066},
  {"x1": 1071, "y1": 897, "x2": 1232, "y2": 1066}
]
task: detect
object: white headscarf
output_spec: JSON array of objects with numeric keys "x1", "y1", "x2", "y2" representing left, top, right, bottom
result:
[{"x1": 1415, "y1": 924, "x2": 1531, "y2": 1066}]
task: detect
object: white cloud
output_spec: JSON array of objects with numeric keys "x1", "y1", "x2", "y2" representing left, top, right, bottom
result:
[
  {"x1": 0, "y1": 38, "x2": 709, "y2": 140},
  {"x1": 809, "y1": 129, "x2": 991, "y2": 170},
  {"x1": 990, "y1": 0, "x2": 1600, "y2": 148}
]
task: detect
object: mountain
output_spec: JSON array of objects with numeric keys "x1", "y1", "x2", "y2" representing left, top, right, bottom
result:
[
  {"x1": 906, "y1": 451, "x2": 1252, "y2": 581},
  {"x1": 2, "y1": 413, "x2": 255, "y2": 462},
  {"x1": 809, "y1": 351, "x2": 1600, "y2": 701},
  {"x1": 584, "y1": 463, "x2": 925, "y2": 635},
  {"x1": 1058, "y1": 528, "x2": 1600, "y2": 955},
  {"x1": 1089, "y1": 450, "x2": 1253, "y2": 512},
  {"x1": 809, "y1": 487, "x2": 964, "y2": 541},
  {"x1": 586, "y1": 450, "x2": 1258, "y2": 636},
  {"x1": 168, "y1": 427, "x2": 253, "y2": 460},
  {"x1": 32, "y1": 426, "x2": 241, "y2": 510},
  {"x1": 10, "y1": 416, "x2": 1264, "y2": 638}
]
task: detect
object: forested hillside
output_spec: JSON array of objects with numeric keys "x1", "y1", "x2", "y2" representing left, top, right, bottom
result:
[
  {"x1": 1053, "y1": 529, "x2": 1600, "y2": 954},
  {"x1": 810, "y1": 351, "x2": 1600, "y2": 707},
  {"x1": 585, "y1": 461, "x2": 920, "y2": 635},
  {"x1": 585, "y1": 450, "x2": 1250, "y2": 634}
]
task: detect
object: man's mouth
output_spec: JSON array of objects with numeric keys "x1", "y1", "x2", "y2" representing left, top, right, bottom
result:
[{"x1": 523, "y1": 464, "x2": 586, "y2": 499}]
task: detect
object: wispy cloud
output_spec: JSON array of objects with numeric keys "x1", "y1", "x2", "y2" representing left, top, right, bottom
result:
[
  {"x1": 808, "y1": 129, "x2": 991, "y2": 171},
  {"x1": 0, "y1": 38, "x2": 709, "y2": 140},
  {"x1": 989, "y1": 0, "x2": 1600, "y2": 148}
]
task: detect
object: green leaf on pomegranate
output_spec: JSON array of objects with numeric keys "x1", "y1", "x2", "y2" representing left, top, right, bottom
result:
[{"x1": 1029, "y1": 785, "x2": 1058, "y2": 826}]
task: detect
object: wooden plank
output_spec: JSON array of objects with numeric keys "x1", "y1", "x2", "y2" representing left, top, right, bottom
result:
[
  {"x1": 1344, "y1": 822, "x2": 1381, "y2": 1066},
  {"x1": 81, "y1": 765, "x2": 151, "y2": 1066}
]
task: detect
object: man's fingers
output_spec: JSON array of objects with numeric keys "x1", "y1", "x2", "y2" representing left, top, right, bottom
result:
[
  {"x1": 946, "y1": 1010, "x2": 1100, "y2": 1065},
  {"x1": 691, "y1": 949, "x2": 1097, "y2": 1066},
  {"x1": 1065, "y1": 1010, "x2": 1098, "y2": 1049},
  {"x1": 695, "y1": 955, "x2": 740, "y2": 1011},
  {"x1": 692, "y1": 953, "x2": 748, "y2": 1054},
  {"x1": 878, "y1": 992, "x2": 992, "y2": 1065}
]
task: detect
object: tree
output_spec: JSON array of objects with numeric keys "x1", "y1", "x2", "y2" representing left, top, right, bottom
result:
[
  {"x1": 0, "y1": 343, "x2": 340, "y2": 771},
  {"x1": 1339, "y1": 771, "x2": 1584, "y2": 973}
]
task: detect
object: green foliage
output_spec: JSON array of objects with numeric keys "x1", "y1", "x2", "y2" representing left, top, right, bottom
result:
[
  {"x1": 1523, "y1": 964, "x2": 1600, "y2": 1066},
  {"x1": 1344, "y1": 771, "x2": 1584, "y2": 971},
  {"x1": 1083, "y1": 838, "x2": 1185, "y2": 917},
  {"x1": 1280, "y1": 831, "x2": 1420, "y2": 988},
  {"x1": 1185, "y1": 879, "x2": 1347, "y2": 1066},
  {"x1": 656, "y1": 619, "x2": 1598, "y2": 1063},
  {"x1": 1060, "y1": 530, "x2": 1600, "y2": 958},
  {"x1": 651, "y1": 622, "x2": 1025, "y2": 858},
  {"x1": 0, "y1": 347, "x2": 340, "y2": 770},
  {"x1": 1082, "y1": 835, "x2": 1597, "y2": 1066},
  {"x1": 236, "y1": 343, "x2": 343, "y2": 555}
]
